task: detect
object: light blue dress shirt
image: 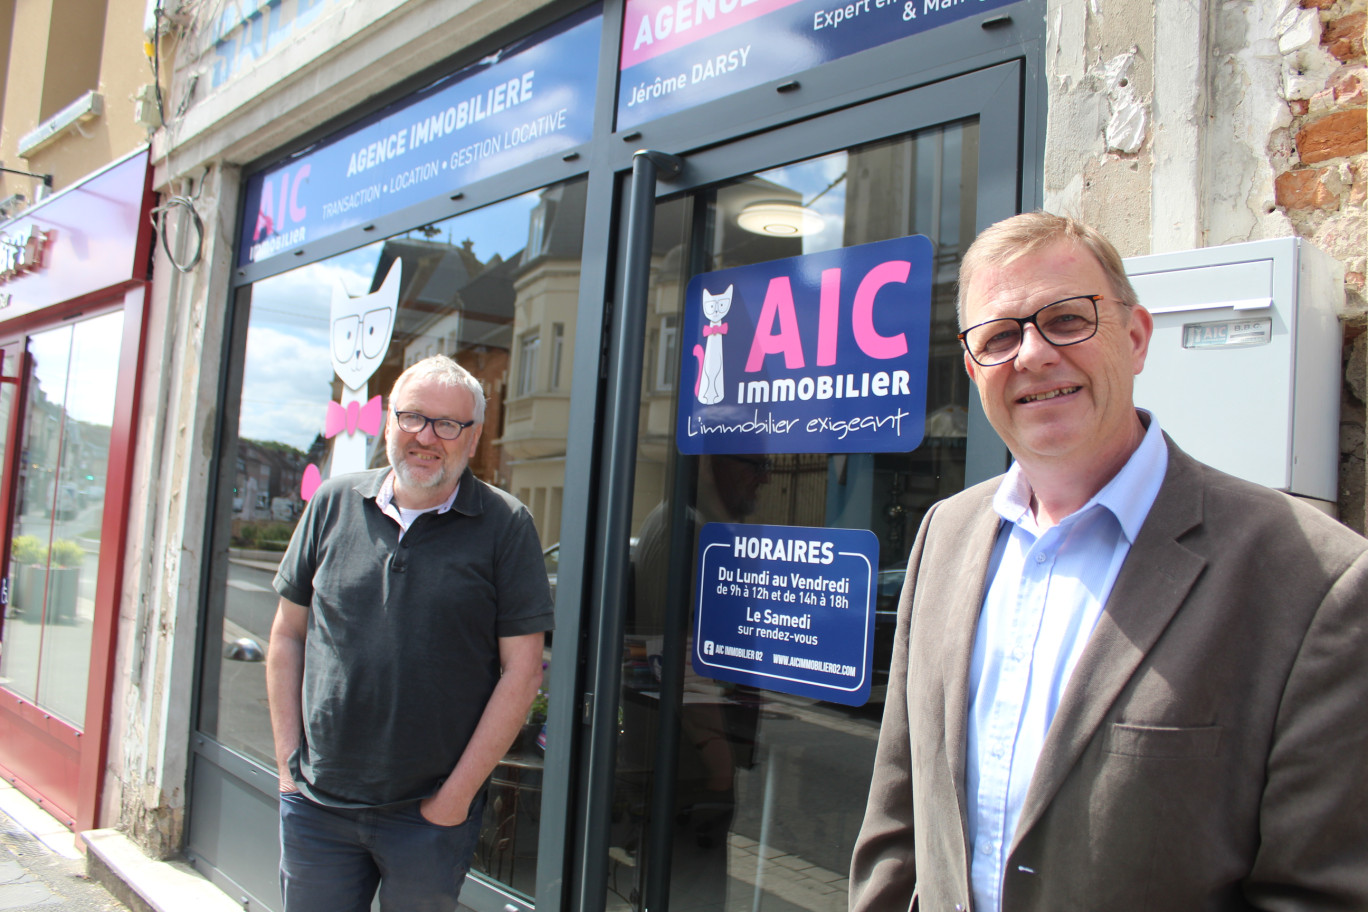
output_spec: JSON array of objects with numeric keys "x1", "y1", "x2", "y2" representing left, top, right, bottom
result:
[{"x1": 966, "y1": 413, "x2": 1168, "y2": 912}]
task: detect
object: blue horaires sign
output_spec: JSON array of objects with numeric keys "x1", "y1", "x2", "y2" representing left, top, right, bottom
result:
[{"x1": 693, "y1": 522, "x2": 878, "y2": 705}]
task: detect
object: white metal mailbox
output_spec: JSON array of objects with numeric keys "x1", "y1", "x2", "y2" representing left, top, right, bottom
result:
[{"x1": 1125, "y1": 237, "x2": 1344, "y2": 503}]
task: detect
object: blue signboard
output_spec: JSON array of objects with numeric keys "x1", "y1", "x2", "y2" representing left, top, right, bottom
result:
[
  {"x1": 693, "y1": 522, "x2": 877, "y2": 705},
  {"x1": 617, "y1": 0, "x2": 1018, "y2": 129},
  {"x1": 239, "y1": 5, "x2": 601, "y2": 266},
  {"x1": 677, "y1": 235, "x2": 932, "y2": 455},
  {"x1": 210, "y1": 0, "x2": 350, "y2": 91}
]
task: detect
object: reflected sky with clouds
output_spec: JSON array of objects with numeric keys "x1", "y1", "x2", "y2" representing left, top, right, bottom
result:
[
  {"x1": 754, "y1": 152, "x2": 849, "y2": 254},
  {"x1": 238, "y1": 192, "x2": 542, "y2": 451},
  {"x1": 239, "y1": 248, "x2": 380, "y2": 450}
]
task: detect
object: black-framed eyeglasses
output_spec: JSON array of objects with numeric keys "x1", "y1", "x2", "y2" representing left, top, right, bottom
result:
[
  {"x1": 392, "y1": 410, "x2": 476, "y2": 440},
  {"x1": 722, "y1": 455, "x2": 774, "y2": 474},
  {"x1": 958, "y1": 294, "x2": 1104, "y2": 367}
]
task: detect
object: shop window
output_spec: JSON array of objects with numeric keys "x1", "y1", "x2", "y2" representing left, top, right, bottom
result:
[
  {"x1": 526, "y1": 200, "x2": 548, "y2": 259},
  {"x1": 203, "y1": 179, "x2": 587, "y2": 903},
  {"x1": 517, "y1": 331, "x2": 540, "y2": 397},
  {"x1": 0, "y1": 310, "x2": 123, "y2": 728},
  {"x1": 653, "y1": 315, "x2": 677, "y2": 392},
  {"x1": 550, "y1": 323, "x2": 565, "y2": 390}
]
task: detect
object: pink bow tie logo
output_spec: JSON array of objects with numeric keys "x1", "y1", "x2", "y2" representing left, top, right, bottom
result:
[
  {"x1": 325, "y1": 395, "x2": 383, "y2": 438},
  {"x1": 703, "y1": 323, "x2": 728, "y2": 337}
]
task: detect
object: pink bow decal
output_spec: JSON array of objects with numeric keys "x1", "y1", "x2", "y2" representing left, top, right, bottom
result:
[
  {"x1": 325, "y1": 395, "x2": 383, "y2": 439},
  {"x1": 703, "y1": 323, "x2": 728, "y2": 337},
  {"x1": 301, "y1": 464, "x2": 323, "y2": 502}
]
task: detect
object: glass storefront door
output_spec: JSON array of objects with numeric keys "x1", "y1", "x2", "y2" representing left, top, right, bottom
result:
[
  {"x1": 589, "y1": 63, "x2": 1021, "y2": 912},
  {"x1": 0, "y1": 310, "x2": 126, "y2": 822}
]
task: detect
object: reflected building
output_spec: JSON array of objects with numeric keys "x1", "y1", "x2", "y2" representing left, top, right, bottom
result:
[
  {"x1": 499, "y1": 182, "x2": 592, "y2": 547},
  {"x1": 388, "y1": 236, "x2": 516, "y2": 486},
  {"x1": 233, "y1": 440, "x2": 308, "y2": 523}
]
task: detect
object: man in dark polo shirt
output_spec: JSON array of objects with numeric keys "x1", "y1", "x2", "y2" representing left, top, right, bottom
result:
[{"x1": 267, "y1": 354, "x2": 553, "y2": 912}]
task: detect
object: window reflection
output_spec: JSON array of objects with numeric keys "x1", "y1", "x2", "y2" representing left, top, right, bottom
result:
[
  {"x1": 0, "y1": 312, "x2": 123, "y2": 728},
  {"x1": 205, "y1": 180, "x2": 587, "y2": 901}
]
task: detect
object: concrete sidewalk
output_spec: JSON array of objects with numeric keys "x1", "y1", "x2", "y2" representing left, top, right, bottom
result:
[
  {"x1": 0, "y1": 780, "x2": 243, "y2": 912},
  {"x1": 0, "y1": 780, "x2": 125, "y2": 911}
]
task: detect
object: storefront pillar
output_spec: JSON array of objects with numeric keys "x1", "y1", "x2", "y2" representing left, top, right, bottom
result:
[{"x1": 107, "y1": 162, "x2": 242, "y2": 857}]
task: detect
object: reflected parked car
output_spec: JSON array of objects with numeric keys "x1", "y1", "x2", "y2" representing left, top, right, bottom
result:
[
  {"x1": 52, "y1": 482, "x2": 80, "y2": 520},
  {"x1": 877, "y1": 566, "x2": 908, "y2": 607},
  {"x1": 871, "y1": 565, "x2": 908, "y2": 696},
  {"x1": 542, "y1": 538, "x2": 637, "y2": 603}
]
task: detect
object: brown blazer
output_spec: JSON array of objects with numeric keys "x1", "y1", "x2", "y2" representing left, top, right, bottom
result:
[{"x1": 850, "y1": 439, "x2": 1368, "y2": 912}]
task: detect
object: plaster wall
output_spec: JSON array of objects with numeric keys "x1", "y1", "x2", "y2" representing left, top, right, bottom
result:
[
  {"x1": 1044, "y1": 0, "x2": 1319, "y2": 251},
  {"x1": 1206, "y1": 0, "x2": 1298, "y2": 246},
  {"x1": 1044, "y1": 0, "x2": 1156, "y2": 255}
]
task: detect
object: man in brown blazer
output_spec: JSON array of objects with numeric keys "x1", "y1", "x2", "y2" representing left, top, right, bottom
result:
[{"x1": 850, "y1": 212, "x2": 1368, "y2": 912}]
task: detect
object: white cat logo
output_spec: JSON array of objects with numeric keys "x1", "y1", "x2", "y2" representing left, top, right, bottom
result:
[
  {"x1": 301, "y1": 261, "x2": 402, "y2": 500},
  {"x1": 693, "y1": 284, "x2": 732, "y2": 405}
]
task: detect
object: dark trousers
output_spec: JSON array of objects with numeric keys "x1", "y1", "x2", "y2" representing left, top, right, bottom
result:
[{"x1": 278, "y1": 790, "x2": 485, "y2": 912}]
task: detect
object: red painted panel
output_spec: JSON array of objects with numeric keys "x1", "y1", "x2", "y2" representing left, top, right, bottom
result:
[
  {"x1": 0, "y1": 149, "x2": 152, "y2": 322},
  {"x1": 0, "y1": 690, "x2": 78, "y2": 826}
]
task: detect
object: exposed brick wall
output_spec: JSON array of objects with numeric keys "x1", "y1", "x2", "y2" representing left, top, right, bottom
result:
[
  {"x1": 1274, "y1": 0, "x2": 1366, "y2": 532},
  {"x1": 1294, "y1": 108, "x2": 1367, "y2": 163}
]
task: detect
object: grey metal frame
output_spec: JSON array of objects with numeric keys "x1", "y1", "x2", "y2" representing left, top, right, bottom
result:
[
  {"x1": 575, "y1": 55, "x2": 1036, "y2": 912},
  {"x1": 189, "y1": 0, "x2": 1044, "y2": 908}
]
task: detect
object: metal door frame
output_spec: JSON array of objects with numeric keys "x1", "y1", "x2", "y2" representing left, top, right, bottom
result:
[{"x1": 574, "y1": 59, "x2": 1031, "y2": 912}]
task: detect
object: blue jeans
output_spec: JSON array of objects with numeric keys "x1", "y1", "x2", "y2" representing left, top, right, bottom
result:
[{"x1": 278, "y1": 790, "x2": 486, "y2": 912}]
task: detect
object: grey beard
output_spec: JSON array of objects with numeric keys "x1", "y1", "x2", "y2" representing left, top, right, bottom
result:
[
  {"x1": 392, "y1": 460, "x2": 448, "y2": 490},
  {"x1": 387, "y1": 439, "x2": 450, "y2": 490}
]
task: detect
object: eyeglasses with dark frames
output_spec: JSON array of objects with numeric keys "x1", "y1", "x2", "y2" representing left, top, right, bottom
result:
[
  {"x1": 392, "y1": 409, "x2": 476, "y2": 440},
  {"x1": 722, "y1": 455, "x2": 774, "y2": 474},
  {"x1": 958, "y1": 294, "x2": 1105, "y2": 367}
]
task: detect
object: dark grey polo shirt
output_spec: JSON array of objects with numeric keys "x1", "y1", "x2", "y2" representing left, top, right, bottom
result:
[{"x1": 273, "y1": 466, "x2": 554, "y2": 807}]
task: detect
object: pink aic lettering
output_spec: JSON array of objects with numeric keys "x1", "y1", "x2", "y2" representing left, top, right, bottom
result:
[{"x1": 744, "y1": 259, "x2": 911, "y2": 372}]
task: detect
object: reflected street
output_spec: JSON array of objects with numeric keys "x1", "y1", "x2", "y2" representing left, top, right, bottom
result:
[{"x1": 215, "y1": 552, "x2": 285, "y2": 764}]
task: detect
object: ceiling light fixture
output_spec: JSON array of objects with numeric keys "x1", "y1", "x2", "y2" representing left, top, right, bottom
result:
[{"x1": 736, "y1": 199, "x2": 825, "y2": 237}]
